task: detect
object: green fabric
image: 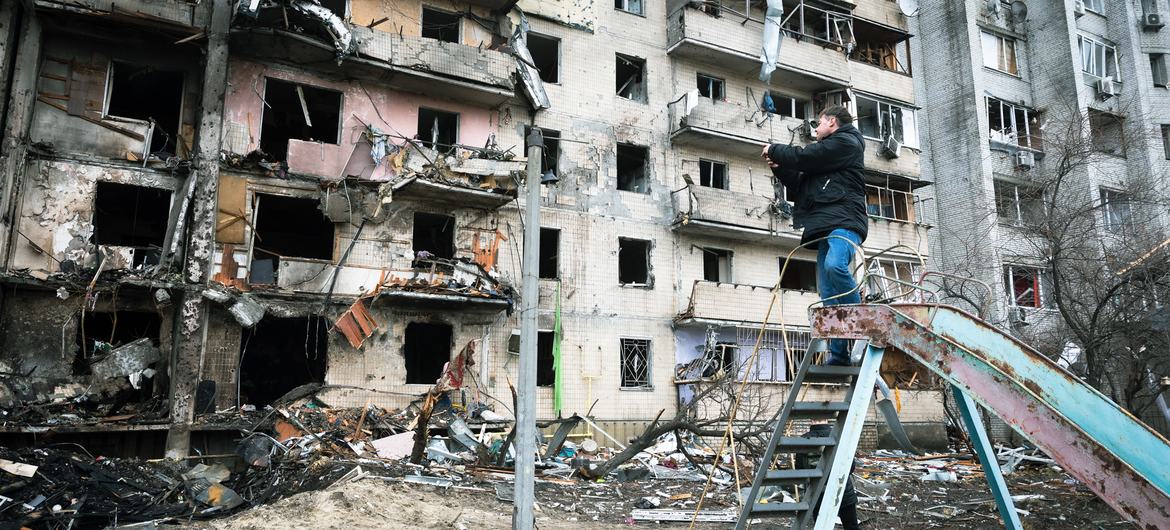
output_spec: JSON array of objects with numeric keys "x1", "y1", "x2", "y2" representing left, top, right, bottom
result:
[{"x1": 553, "y1": 282, "x2": 564, "y2": 415}]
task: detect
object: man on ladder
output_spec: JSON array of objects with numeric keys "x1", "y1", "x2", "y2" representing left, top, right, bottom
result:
[
  {"x1": 763, "y1": 104, "x2": 868, "y2": 366},
  {"x1": 763, "y1": 104, "x2": 867, "y2": 529}
]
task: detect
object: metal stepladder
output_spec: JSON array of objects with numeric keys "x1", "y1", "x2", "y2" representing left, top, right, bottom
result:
[
  {"x1": 736, "y1": 335, "x2": 1025, "y2": 530},
  {"x1": 734, "y1": 337, "x2": 884, "y2": 530}
]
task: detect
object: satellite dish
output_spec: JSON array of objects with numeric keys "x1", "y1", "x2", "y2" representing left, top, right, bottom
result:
[
  {"x1": 1011, "y1": 0, "x2": 1029, "y2": 19},
  {"x1": 897, "y1": 0, "x2": 920, "y2": 16}
]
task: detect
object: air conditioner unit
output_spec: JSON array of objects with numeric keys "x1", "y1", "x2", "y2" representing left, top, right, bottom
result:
[
  {"x1": 1073, "y1": 0, "x2": 1086, "y2": 16},
  {"x1": 1008, "y1": 306, "x2": 1029, "y2": 325},
  {"x1": 1096, "y1": 78, "x2": 1118, "y2": 98},
  {"x1": 1145, "y1": 12, "x2": 1165, "y2": 30},
  {"x1": 881, "y1": 136, "x2": 902, "y2": 158},
  {"x1": 1015, "y1": 150, "x2": 1036, "y2": 169}
]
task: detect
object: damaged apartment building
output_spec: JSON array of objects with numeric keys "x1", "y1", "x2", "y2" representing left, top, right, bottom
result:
[{"x1": 0, "y1": 0, "x2": 938, "y2": 458}]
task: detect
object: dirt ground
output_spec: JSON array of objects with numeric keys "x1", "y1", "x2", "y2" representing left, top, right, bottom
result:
[{"x1": 190, "y1": 460, "x2": 1136, "y2": 530}]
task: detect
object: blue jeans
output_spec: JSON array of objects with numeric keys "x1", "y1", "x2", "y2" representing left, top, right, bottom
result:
[{"x1": 817, "y1": 229, "x2": 862, "y2": 364}]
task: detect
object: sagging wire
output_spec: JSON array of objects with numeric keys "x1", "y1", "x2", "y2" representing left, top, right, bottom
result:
[{"x1": 688, "y1": 238, "x2": 932, "y2": 528}]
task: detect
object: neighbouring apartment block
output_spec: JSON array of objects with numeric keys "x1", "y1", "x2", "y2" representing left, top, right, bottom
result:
[
  {"x1": 920, "y1": 0, "x2": 1170, "y2": 435},
  {"x1": 0, "y1": 0, "x2": 942, "y2": 457}
]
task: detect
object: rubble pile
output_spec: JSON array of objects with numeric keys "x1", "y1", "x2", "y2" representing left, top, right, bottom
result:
[{"x1": 0, "y1": 391, "x2": 1139, "y2": 530}]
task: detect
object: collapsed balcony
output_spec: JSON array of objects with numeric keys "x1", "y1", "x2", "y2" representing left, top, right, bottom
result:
[{"x1": 230, "y1": 3, "x2": 517, "y2": 107}]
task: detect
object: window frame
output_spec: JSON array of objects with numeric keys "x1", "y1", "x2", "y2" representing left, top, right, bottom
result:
[
  {"x1": 995, "y1": 180, "x2": 1046, "y2": 225},
  {"x1": 768, "y1": 92, "x2": 809, "y2": 120},
  {"x1": 980, "y1": 31, "x2": 1019, "y2": 76},
  {"x1": 1004, "y1": 265, "x2": 1048, "y2": 309},
  {"x1": 1099, "y1": 188, "x2": 1133, "y2": 230},
  {"x1": 853, "y1": 95, "x2": 919, "y2": 149},
  {"x1": 526, "y1": 32, "x2": 561, "y2": 85},
  {"x1": 701, "y1": 247, "x2": 733, "y2": 283},
  {"x1": 1079, "y1": 35, "x2": 1120, "y2": 81},
  {"x1": 615, "y1": 0, "x2": 645, "y2": 15},
  {"x1": 617, "y1": 236, "x2": 652, "y2": 286},
  {"x1": 696, "y1": 73, "x2": 726, "y2": 100},
  {"x1": 865, "y1": 183, "x2": 917, "y2": 222},
  {"x1": 1083, "y1": 0, "x2": 1105, "y2": 14},
  {"x1": 619, "y1": 337, "x2": 652, "y2": 389},
  {"x1": 420, "y1": 6, "x2": 463, "y2": 43},
  {"x1": 1151, "y1": 53, "x2": 1168, "y2": 88},
  {"x1": 986, "y1": 97, "x2": 1040, "y2": 150},
  {"x1": 698, "y1": 158, "x2": 729, "y2": 189}
]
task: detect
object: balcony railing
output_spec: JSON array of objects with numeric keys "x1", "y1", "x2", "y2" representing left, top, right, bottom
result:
[
  {"x1": 677, "y1": 280, "x2": 819, "y2": 326},
  {"x1": 667, "y1": 4, "x2": 850, "y2": 91},
  {"x1": 671, "y1": 184, "x2": 802, "y2": 243},
  {"x1": 668, "y1": 95, "x2": 808, "y2": 156}
]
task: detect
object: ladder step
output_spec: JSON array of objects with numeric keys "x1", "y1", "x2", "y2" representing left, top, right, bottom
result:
[
  {"x1": 762, "y1": 468, "x2": 823, "y2": 484},
  {"x1": 803, "y1": 365, "x2": 861, "y2": 382},
  {"x1": 777, "y1": 436, "x2": 837, "y2": 451},
  {"x1": 749, "y1": 501, "x2": 811, "y2": 515},
  {"x1": 790, "y1": 401, "x2": 850, "y2": 417}
]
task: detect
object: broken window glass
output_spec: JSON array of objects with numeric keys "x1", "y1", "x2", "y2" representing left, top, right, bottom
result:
[
  {"x1": 527, "y1": 33, "x2": 560, "y2": 84},
  {"x1": 239, "y1": 317, "x2": 328, "y2": 406},
  {"x1": 854, "y1": 95, "x2": 919, "y2": 148},
  {"x1": 539, "y1": 227, "x2": 559, "y2": 279},
  {"x1": 769, "y1": 93, "x2": 808, "y2": 120},
  {"x1": 865, "y1": 183, "x2": 916, "y2": 222},
  {"x1": 697, "y1": 74, "x2": 725, "y2": 100},
  {"x1": 413, "y1": 212, "x2": 455, "y2": 266},
  {"x1": 92, "y1": 182, "x2": 172, "y2": 262},
  {"x1": 778, "y1": 259, "x2": 818, "y2": 292},
  {"x1": 259, "y1": 78, "x2": 342, "y2": 160},
  {"x1": 418, "y1": 107, "x2": 459, "y2": 150},
  {"x1": 618, "y1": 237, "x2": 651, "y2": 285},
  {"x1": 421, "y1": 8, "x2": 461, "y2": 43},
  {"x1": 404, "y1": 322, "x2": 452, "y2": 384},
  {"x1": 1089, "y1": 110, "x2": 1125, "y2": 156},
  {"x1": 105, "y1": 62, "x2": 184, "y2": 156},
  {"x1": 525, "y1": 126, "x2": 560, "y2": 175},
  {"x1": 994, "y1": 181, "x2": 1045, "y2": 225},
  {"x1": 699, "y1": 159, "x2": 728, "y2": 189},
  {"x1": 249, "y1": 194, "x2": 335, "y2": 284},
  {"x1": 853, "y1": 20, "x2": 913, "y2": 74},
  {"x1": 702, "y1": 248, "x2": 732, "y2": 282},
  {"x1": 616, "y1": 143, "x2": 649, "y2": 193},
  {"x1": 537, "y1": 330, "x2": 555, "y2": 387},
  {"x1": 616, "y1": 54, "x2": 647, "y2": 102},
  {"x1": 1004, "y1": 266, "x2": 1046, "y2": 308},
  {"x1": 986, "y1": 98, "x2": 1039, "y2": 149},
  {"x1": 619, "y1": 338, "x2": 651, "y2": 388}
]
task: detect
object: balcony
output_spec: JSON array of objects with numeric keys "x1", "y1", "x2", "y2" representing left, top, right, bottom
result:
[
  {"x1": 668, "y1": 97, "x2": 809, "y2": 157},
  {"x1": 37, "y1": 0, "x2": 202, "y2": 29},
  {"x1": 864, "y1": 139, "x2": 923, "y2": 180},
  {"x1": 677, "y1": 280, "x2": 819, "y2": 326},
  {"x1": 389, "y1": 153, "x2": 523, "y2": 210},
  {"x1": 862, "y1": 183, "x2": 930, "y2": 257},
  {"x1": 666, "y1": 6, "x2": 850, "y2": 92},
  {"x1": 671, "y1": 185, "x2": 802, "y2": 243},
  {"x1": 230, "y1": 25, "x2": 516, "y2": 107},
  {"x1": 849, "y1": 60, "x2": 915, "y2": 105}
]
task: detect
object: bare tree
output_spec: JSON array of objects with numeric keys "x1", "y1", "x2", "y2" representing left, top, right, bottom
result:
[{"x1": 932, "y1": 96, "x2": 1170, "y2": 420}]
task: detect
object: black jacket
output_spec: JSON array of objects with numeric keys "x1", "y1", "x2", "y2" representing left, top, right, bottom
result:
[{"x1": 769, "y1": 124, "x2": 868, "y2": 245}]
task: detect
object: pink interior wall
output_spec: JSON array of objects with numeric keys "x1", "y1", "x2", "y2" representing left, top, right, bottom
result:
[{"x1": 222, "y1": 59, "x2": 497, "y2": 180}]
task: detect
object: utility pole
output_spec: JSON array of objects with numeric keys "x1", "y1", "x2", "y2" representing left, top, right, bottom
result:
[{"x1": 513, "y1": 128, "x2": 543, "y2": 530}]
